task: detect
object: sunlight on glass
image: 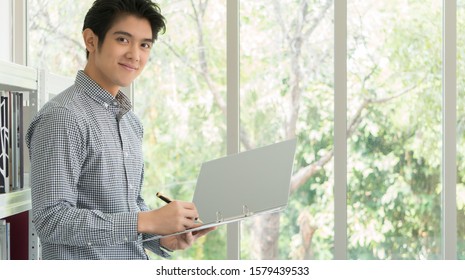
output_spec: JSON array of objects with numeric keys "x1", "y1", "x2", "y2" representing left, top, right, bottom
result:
[
  {"x1": 27, "y1": 0, "x2": 460, "y2": 260},
  {"x1": 28, "y1": 0, "x2": 92, "y2": 74},
  {"x1": 347, "y1": 0, "x2": 442, "y2": 259},
  {"x1": 240, "y1": 0, "x2": 334, "y2": 260}
]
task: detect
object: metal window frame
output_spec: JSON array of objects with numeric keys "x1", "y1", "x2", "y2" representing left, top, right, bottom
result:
[
  {"x1": 334, "y1": 0, "x2": 347, "y2": 260},
  {"x1": 442, "y1": 0, "x2": 457, "y2": 260},
  {"x1": 226, "y1": 0, "x2": 240, "y2": 260}
]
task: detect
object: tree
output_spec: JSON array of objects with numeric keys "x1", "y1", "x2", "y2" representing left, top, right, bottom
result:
[{"x1": 27, "y1": 0, "x2": 465, "y2": 260}]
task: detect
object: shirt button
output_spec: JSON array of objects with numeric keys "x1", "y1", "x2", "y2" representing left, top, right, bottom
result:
[
  {"x1": 87, "y1": 242, "x2": 92, "y2": 246},
  {"x1": 124, "y1": 151, "x2": 129, "y2": 158},
  {"x1": 103, "y1": 102, "x2": 109, "y2": 109},
  {"x1": 129, "y1": 184, "x2": 134, "y2": 190},
  {"x1": 113, "y1": 102, "x2": 118, "y2": 106},
  {"x1": 124, "y1": 236, "x2": 128, "y2": 242}
]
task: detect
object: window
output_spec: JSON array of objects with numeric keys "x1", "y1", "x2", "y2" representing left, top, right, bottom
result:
[
  {"x1": 26, "y1": 0, "x2": 463, "y2": 260},
  {"x1": 347, "y1": 0, "x2": 442, "y2": 259},
  {"x1": 28, "y1": 0, "x2": 91, "y2": 74},
  {"x1": 239, "y1": 0, "x2": 334, "y2": 260}
]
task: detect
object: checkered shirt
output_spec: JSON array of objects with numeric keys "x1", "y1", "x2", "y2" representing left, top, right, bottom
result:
[{"x1": 26, "y1": 70, "x2": 170, "y2": 260}]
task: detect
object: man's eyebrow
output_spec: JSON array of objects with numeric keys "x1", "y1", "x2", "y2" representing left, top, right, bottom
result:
[{"x1": 113, "y1": 31, "x2": 153, "y2": 42}]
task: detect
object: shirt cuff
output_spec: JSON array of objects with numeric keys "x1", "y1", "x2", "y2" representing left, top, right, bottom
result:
[
  {"x1": 143, "y1": 235, "x2": 172, "y2": 258},
  {"x1": 112, "y1": 212, "x2": 139, "y2": 244}
]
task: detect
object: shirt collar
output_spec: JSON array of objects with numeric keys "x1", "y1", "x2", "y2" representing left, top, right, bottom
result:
[{"x1": 75, "y1": 70, "x2": 132, "y2": 118}]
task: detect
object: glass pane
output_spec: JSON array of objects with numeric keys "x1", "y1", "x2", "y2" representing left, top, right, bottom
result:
[
  {"x1": 240, "y1": 0, "x2": 334, "y2": 260},
  {"x1": 28, "y1": 0, "x2": 92, "y2": 74},
  {"x1": 136, "y1": 0, "x2": 227, "y2": 260},
  {"x1": 458, "y1": 0, "x2": 465, "y2": 260},
  {"x1": 347, "y1": 0, "x2": 442, "y2": 259}
]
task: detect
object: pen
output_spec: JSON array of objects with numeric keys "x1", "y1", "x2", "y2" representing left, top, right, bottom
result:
[
  {"x1": 156, "y1": 192, "x2": 173, "y2": 203},
  {"x1": 156, "y1": 192, "x2": 203, "y2": 223}
]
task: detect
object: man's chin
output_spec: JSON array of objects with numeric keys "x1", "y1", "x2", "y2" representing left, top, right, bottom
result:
[{"x1": 118, "y1": 81, "x2": 135, "y2": 88}]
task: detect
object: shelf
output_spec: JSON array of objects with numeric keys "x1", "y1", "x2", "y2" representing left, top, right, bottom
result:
[
  {"x1": 0, "y1": 60, "x2": 37, "y2": 92},
  {"x1": 0, "y1": 188, "x2": 31, "y2": 219}
]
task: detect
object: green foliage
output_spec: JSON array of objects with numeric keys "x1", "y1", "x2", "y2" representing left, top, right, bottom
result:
[
  {"x1": 28, "y1": 0, "x2": 465, "y2": 260},
  {"x1": 344, "y1": 0, "x2": 444, "y2": 259}
]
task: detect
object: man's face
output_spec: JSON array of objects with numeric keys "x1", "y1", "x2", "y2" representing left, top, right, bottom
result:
[{"x1": 86, "y1": 15, "x2": 153, "y2": 95}]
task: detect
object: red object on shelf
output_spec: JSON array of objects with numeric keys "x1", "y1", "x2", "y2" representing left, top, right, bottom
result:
[{"x1": 5, "y1": 211, "x2": 29, "y2": 260}]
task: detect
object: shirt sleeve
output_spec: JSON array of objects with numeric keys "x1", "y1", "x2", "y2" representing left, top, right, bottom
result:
[
  {"x1": 27, "y1": 107, "x2": 139, "y2": 247},
  {"x1": 136, "y1": 165, "x2": 171, "y2": 258}
]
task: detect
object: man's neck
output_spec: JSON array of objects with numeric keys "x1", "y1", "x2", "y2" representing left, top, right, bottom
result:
[{"x1": 83, "y1": 63, "x2": 119, "y2": 97}]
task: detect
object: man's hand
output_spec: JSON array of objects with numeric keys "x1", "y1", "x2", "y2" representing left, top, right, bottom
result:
[
  {"x1": 137, "y1": 201, "x2": 199, "y2": 235},
  {"x1": 160, "y1": 226, "x2": 217, "y2": 251}
]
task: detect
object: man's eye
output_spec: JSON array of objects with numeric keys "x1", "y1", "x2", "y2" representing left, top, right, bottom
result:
[
  {"x1": 141, "y1": 43, "x2": 152, "y2": 49},
  {"x1": 117, "y1": 37, "x2": 129, "y2": 43}
]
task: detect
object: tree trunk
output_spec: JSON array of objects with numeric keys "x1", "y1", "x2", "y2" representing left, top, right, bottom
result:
[{"x1": 251, "y1": 212, "x2": 281, "y2": 259}]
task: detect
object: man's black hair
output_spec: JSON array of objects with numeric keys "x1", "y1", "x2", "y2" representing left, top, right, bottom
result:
[{"x1": 83, "y1": 0, "x2": 166, "y2": 58}]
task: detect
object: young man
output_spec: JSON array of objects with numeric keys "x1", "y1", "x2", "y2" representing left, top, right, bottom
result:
[{"x1": 26, "y1": 0, "x2": 214, "y2": 260}]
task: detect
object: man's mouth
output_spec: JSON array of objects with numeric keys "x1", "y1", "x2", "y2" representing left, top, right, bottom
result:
[{"x1": 119, "y1": 63, "x2": 138, "y2": 71}]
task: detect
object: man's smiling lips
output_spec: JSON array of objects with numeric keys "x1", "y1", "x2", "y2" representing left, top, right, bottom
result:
[{"x1": 119, "y1": 62, "x2": 138, "y2": 71}]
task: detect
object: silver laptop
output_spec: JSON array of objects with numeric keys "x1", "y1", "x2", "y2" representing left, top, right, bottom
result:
[{"x1": 143, "y1": 138, "x2": 297, "y2": 241}]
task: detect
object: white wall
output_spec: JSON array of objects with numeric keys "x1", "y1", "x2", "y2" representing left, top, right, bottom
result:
[{"x1": 0, "y1": 0, "x2": 12, "y2": 62}]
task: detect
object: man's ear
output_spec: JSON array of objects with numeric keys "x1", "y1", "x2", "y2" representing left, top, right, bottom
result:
[{"x1": 83, "y1": 28, "x2": 98, "y2": 54}]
